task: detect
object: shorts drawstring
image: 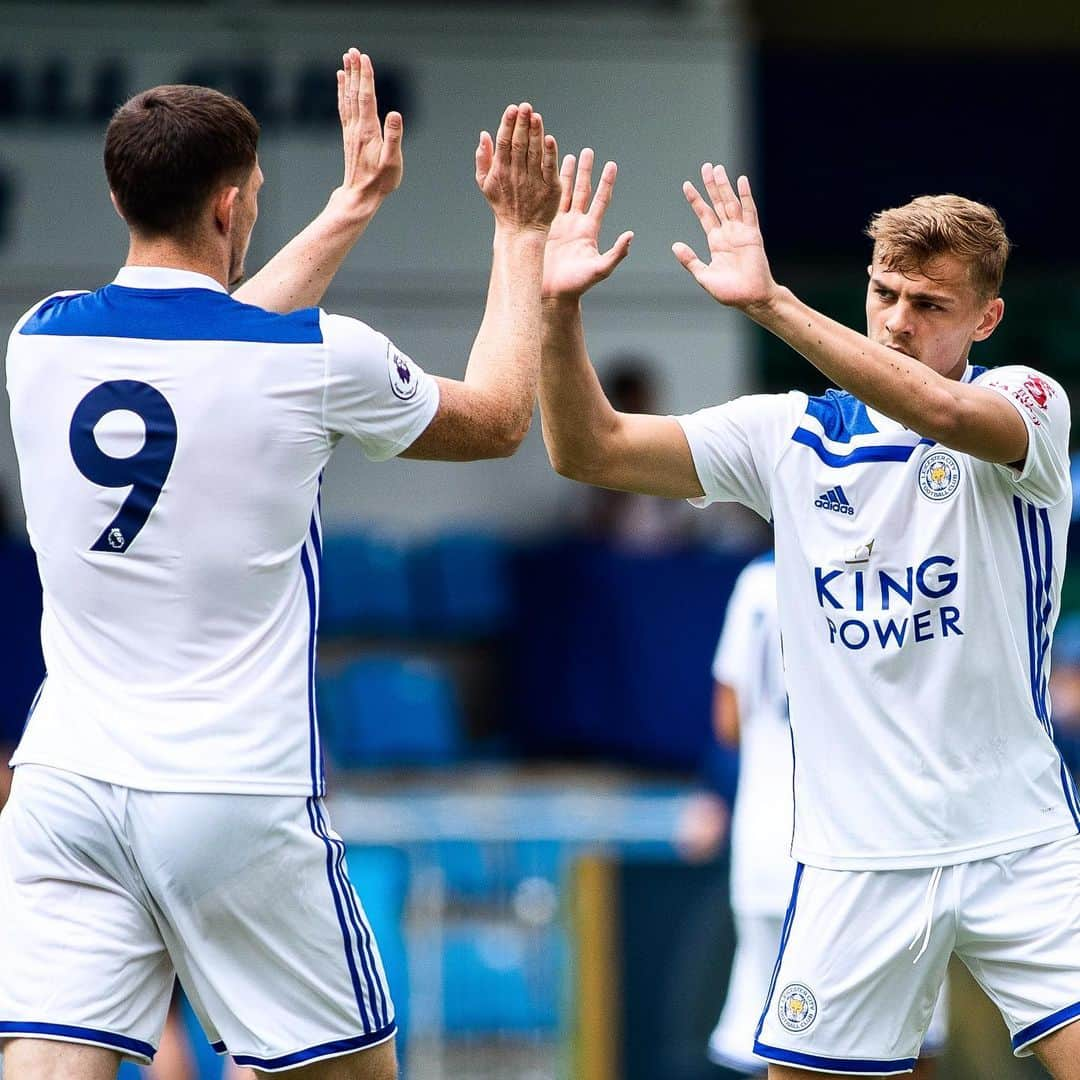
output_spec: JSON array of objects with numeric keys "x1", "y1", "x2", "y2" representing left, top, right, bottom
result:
[{"x1": 907, "y1": 865, "x2": 943, "y2": 964}]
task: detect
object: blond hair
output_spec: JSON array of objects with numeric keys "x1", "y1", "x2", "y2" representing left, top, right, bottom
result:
[{"x1": 865, "y1": 195, "x2": 1011, "y2": 300}]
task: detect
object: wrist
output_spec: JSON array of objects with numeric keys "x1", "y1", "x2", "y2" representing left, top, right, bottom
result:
[
  {"x1": 744, "y1": 284, "x2": 791, "y2": 326},
  {"x1": 493, "y1": 220, "x2": 551, "y2": 245},
  {"x1": 541, "y1": 293, "x2": 583, "y2": 312},
  {"x1": 326, "y1": 185, "x2": 382, "y2": 225}
]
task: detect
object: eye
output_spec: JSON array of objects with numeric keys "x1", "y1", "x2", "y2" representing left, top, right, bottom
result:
[{"x1": 874, "y1": 287, "x2": 894, "y2": 301}]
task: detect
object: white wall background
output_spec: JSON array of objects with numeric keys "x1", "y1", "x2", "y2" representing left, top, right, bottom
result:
[{"x1": 0, "y1": 1, "x2": 755, "y2": 538}]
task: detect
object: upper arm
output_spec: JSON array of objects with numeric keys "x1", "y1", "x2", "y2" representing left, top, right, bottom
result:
[
  {"x1": 561, "y1": 412, "x2": 705, "y2": 498},
  {"x1": 322, "y1": 314, "x2": 439, "y2": 461},
  {"x1": 969, "y1": 368, "x2": 1071, "y2": 504},
  {"x1": 947, "y1": 382, "x2": 1031, "y2": 465},
  {"x1": 399, "y1": 376, "x2": 527, "y2": 461},
  {"x1": 713, "y1": 682, "x2": 740, "y2": 747}
]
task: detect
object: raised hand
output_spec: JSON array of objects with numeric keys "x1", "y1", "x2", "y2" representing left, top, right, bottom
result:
[
  {"x1": 542, "y1": 148, "x2": 634, "y2": 300},
  {"x1": 475, "y1": 103, "x2": 561, "y2": 232},
  {"x1": 336, "y1": 48, "x2": 403, "y2": 212},
  {"x1": 672, "y1": 164, "x2": 779, "y2": 313}
]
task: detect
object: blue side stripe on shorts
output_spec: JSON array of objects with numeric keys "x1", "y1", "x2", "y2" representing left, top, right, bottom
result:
[
  {"x1": 0, "y1": 1022, "x2": 155, "y2": 1060},
  {"x1": 305, "y1": 798, "x2": 374, "y2": 1033},
  {"x1": 753, "y1": 862, "x2": 804, "y2": 1043},
  {"x1": 230, "y1": 1023, "x2": 396, "y2": 1070},
  {"x1": 331, "y1": 840, "x2": 391, "y2": 1028},
  {"x1": 753, "y1": 1042, "x2": 916, "y2": 1075},
  {"x1": 312, "y1": 799, "x2": 389, "y2": 1030},
  {"x1": 1012, "y1": 1000, "x2": 1080, "y2": 1051}
]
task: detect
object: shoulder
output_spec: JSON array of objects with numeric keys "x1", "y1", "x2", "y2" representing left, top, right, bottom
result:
[
  {"x1": 12, "y1": 290, "x2": 91, "y2": 336},
  {"x1": 973, "y1": 364, "x2": 1070, "y2": 426},
  {"x1": 801, "y1": 388, "x2": 879, "y2": 443},
  {"x1": 19, "y1": 286, "x2": 323, "y2": 344}
]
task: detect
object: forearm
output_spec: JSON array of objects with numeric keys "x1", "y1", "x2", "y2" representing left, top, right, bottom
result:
[
  {"x1": 538, "y1": 297, "x2": 620, "y2": 479},
  {"x1": 748, "y1": 288, "x2": 967, "y2": 442},
  {"x1": 233, "y1": 187, "x2": 379, "y2": 313},
  {"x1": 462, "y1": 225, "x2": 549, "y2": 445}
]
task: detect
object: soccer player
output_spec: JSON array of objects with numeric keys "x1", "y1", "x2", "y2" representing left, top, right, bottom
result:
[
  {"x1": 0, "y1": 51, "x2": 560, "y2": 1080},
  {"x1": 538, "y1": 150, "x2": 1079, "y2": 1077},
  {"x1": 703, "y1": 553, "x2": 946, "y2": 1078}
]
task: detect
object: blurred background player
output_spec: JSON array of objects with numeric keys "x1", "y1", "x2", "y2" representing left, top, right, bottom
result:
[
  {"x1": 0, "y1": 50, "x2": 560, "y2": 1080},
  {"x1": 679, "y1": 551, "x2": 948, "y2": 1077}
]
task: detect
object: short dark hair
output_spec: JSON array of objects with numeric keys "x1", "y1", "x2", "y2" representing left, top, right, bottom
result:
[{"x1": 104, "y1": 84, "x2": 259, "y2": 237}]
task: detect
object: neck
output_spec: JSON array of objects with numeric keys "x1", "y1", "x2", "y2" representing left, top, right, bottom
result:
[{"x1": 125, "y1": 234, "x2": 230, "y2": 288}]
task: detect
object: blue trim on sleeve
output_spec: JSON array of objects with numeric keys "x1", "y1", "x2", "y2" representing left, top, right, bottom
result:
[
  {"x1": 1012, "y1": 1000, "x2": 1080, "y2": 1052},
  {"x1": 211, "y1": 1040, "x2": 228, "y2": 1054},
  {"x1": 0, "y1": 1022, "x2": 155, "y2": 1060},
  {"x1": 804, "y1": 390, "x2": 879, "y2": 442},
  {"x1": 229, "y1": 1023, "x2": 397, "y2": 1070},
  {"x1": 19, "y1": 287, "x2": 322, "y2": 344},
  {"x1": 791, "y1": 427, "x2": 933, "y2": 467},
  {"x1": 752, "y1": 1041, "x2": 916, "y2": 1074}
]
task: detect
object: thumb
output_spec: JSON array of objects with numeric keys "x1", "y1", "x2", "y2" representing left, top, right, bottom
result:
[
  {"x1": 475, "y1": 130, "x2": 494, "y2": 187},
  {"x1": 599, "y1": 231, "x2": 634, "y2": 276},
  {"x1": 672, "y1": 241, "x2": 707, "y2": 280}
]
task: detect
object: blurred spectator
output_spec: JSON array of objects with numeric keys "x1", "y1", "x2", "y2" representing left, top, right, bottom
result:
[{"x1": 578, "y1": 356, "x2": 698, "y2": 552}]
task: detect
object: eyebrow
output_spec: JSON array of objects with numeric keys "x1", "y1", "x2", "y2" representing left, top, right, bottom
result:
[{"x1": 870, "y1": 277, "x2": 954, "y2": 306}]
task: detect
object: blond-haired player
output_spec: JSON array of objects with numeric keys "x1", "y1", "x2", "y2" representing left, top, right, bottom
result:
[{"x1": 538, "y1": 150, "x2": 1078, "y2": 1078}]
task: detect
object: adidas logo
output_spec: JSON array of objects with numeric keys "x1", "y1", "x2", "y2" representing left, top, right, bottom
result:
[{"x1": 814, "y1": 485, "x2": 855, "y2": 515}]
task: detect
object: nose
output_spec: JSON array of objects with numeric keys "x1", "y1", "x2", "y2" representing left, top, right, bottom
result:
[{"x1": 884, "y1": 301, "x2": 914, "y2": 337}]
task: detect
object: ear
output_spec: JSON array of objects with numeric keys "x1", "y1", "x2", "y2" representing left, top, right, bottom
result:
[
  {"x1": 108, "y1": 191, "x2": 124, "y2": 221},
  {"x1": 211, "y1": 185, "x2": 240, "y2": 236},
  {"x1": 972, "y1": 296, "x2": 1004, "y2": 342}
]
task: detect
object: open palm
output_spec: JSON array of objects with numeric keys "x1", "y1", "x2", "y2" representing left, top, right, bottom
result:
[
  {"x1": 672, "y1": 164, "x2": 777, "y2": 311},
  {"x1": 543, "y1": 149, "x2": 633, "y2": 300}
]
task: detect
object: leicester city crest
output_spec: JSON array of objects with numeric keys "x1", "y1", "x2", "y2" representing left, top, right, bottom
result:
[
  {"x1": 918, "y1": 450, "x2": 961, "y2": 502},
  {"x1": 388, "y1": 345, "x2": 419, "y2": 401},
  {"x1": 778, "y1": 983, "x2": 818, "y2": 1032}
]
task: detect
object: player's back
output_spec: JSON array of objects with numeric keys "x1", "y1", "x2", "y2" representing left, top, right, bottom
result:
[{"x1": 5, "y1": 267, "x2": 436, "y2": 796}]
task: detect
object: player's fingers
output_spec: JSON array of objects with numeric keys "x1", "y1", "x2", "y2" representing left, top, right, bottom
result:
[
  {"x1": 589, "y1": 160, "x2": 618, "y2": 221},
  {"x1": 493, "y1": 106, "x2": 517, "y2": 168},
  {"x1": 701, "y1": 161, "x2": 727, "y2": 220},
  {"x1": 541, "y1": 133, "x2": 558, "y2": 186},
  {"x1": 737, "y1": 175, "x2": 758, "y2": 228},
  {"x1": 511, "y1": 102, "x2": 532, "y2": 167},
  {"x1": 381, "y1": 112, "x2": 404, "y2": 167},
  {"x1": 683, "y1": 181, "x2": 721, "y2": 235},
  {"x1": 672, "y1": 241, "x2": 708, "y2": 279},
  {"x1": 336, "y1": 69, "x2": 346, "y2": 123},
  {"x1": 571, "y1": 147, "x2": 594, "y2": 212},
  {"x1": 712, "y1": 164, "x2": 742, "y2": 222},
  {"x1": 344, "y1": 50, "x2": 359, "y2": 124},
  {"x1": 476, "y1": 130, "x2": 494, "y2": 186},
  {"x1": 558, "y1": 154, "x2": 576, "y2": 213},
  {"x1": 528, "y1": 111, "x2": 544, "y2": 171},
  {"x1": 359, "y1": 52, "x2": 379, "y2": 133},
  {"x1": 598, "y1": 230, "x2": 634, "y2": 275}
]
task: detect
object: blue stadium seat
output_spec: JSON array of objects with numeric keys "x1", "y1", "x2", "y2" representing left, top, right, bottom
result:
[
  {"x1": 322, "y1": 656, "x2": 461, "y2": 767},
  {"x1": 411, "y1": 534, "x2": 511, "y2": 637},
  {"x1": 319, "y1": 533, "x2": 413, "y2": 636},
  {"x1": 442, "y1": 920, "x2": 564, "y2": 1035}
]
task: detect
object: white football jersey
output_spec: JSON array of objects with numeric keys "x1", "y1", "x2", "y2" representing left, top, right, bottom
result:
[
  {"x1": 678, "y1": 364, "x2": 1078, "y2": 870},
  {"x1": 5, "y1": 267, "x2": 438, "y2": 796},
  {"x1": 713, "y1": 554, "x2": 794, "y2": 914}
]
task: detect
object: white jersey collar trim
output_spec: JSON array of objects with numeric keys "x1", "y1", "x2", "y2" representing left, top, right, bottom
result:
[{"x1": 113, "y1": 267, "x2": 228, "y2": 294}]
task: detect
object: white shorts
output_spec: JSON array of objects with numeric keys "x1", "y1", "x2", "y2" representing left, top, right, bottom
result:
[
  {"x1": 754, "y1": 836, "x2": 1080, "y2": 1075},
  {"x1": 709, "y1": 913, "x2": 949, "y2": 1073},
  {"x1": 0, "y1": 765, "x2": 395, "y2": 1070}
]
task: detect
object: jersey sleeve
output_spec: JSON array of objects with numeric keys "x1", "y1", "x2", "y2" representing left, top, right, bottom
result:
[
  {"x1": 974, "y1": 366, "x2": 1071, "y2": 506},
  {"x1": 675, "y1": 392, "x2": 802, "y2": 519},
  {"x1": 320, "y1": 312, "x2": 440, "y2": 461}
]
